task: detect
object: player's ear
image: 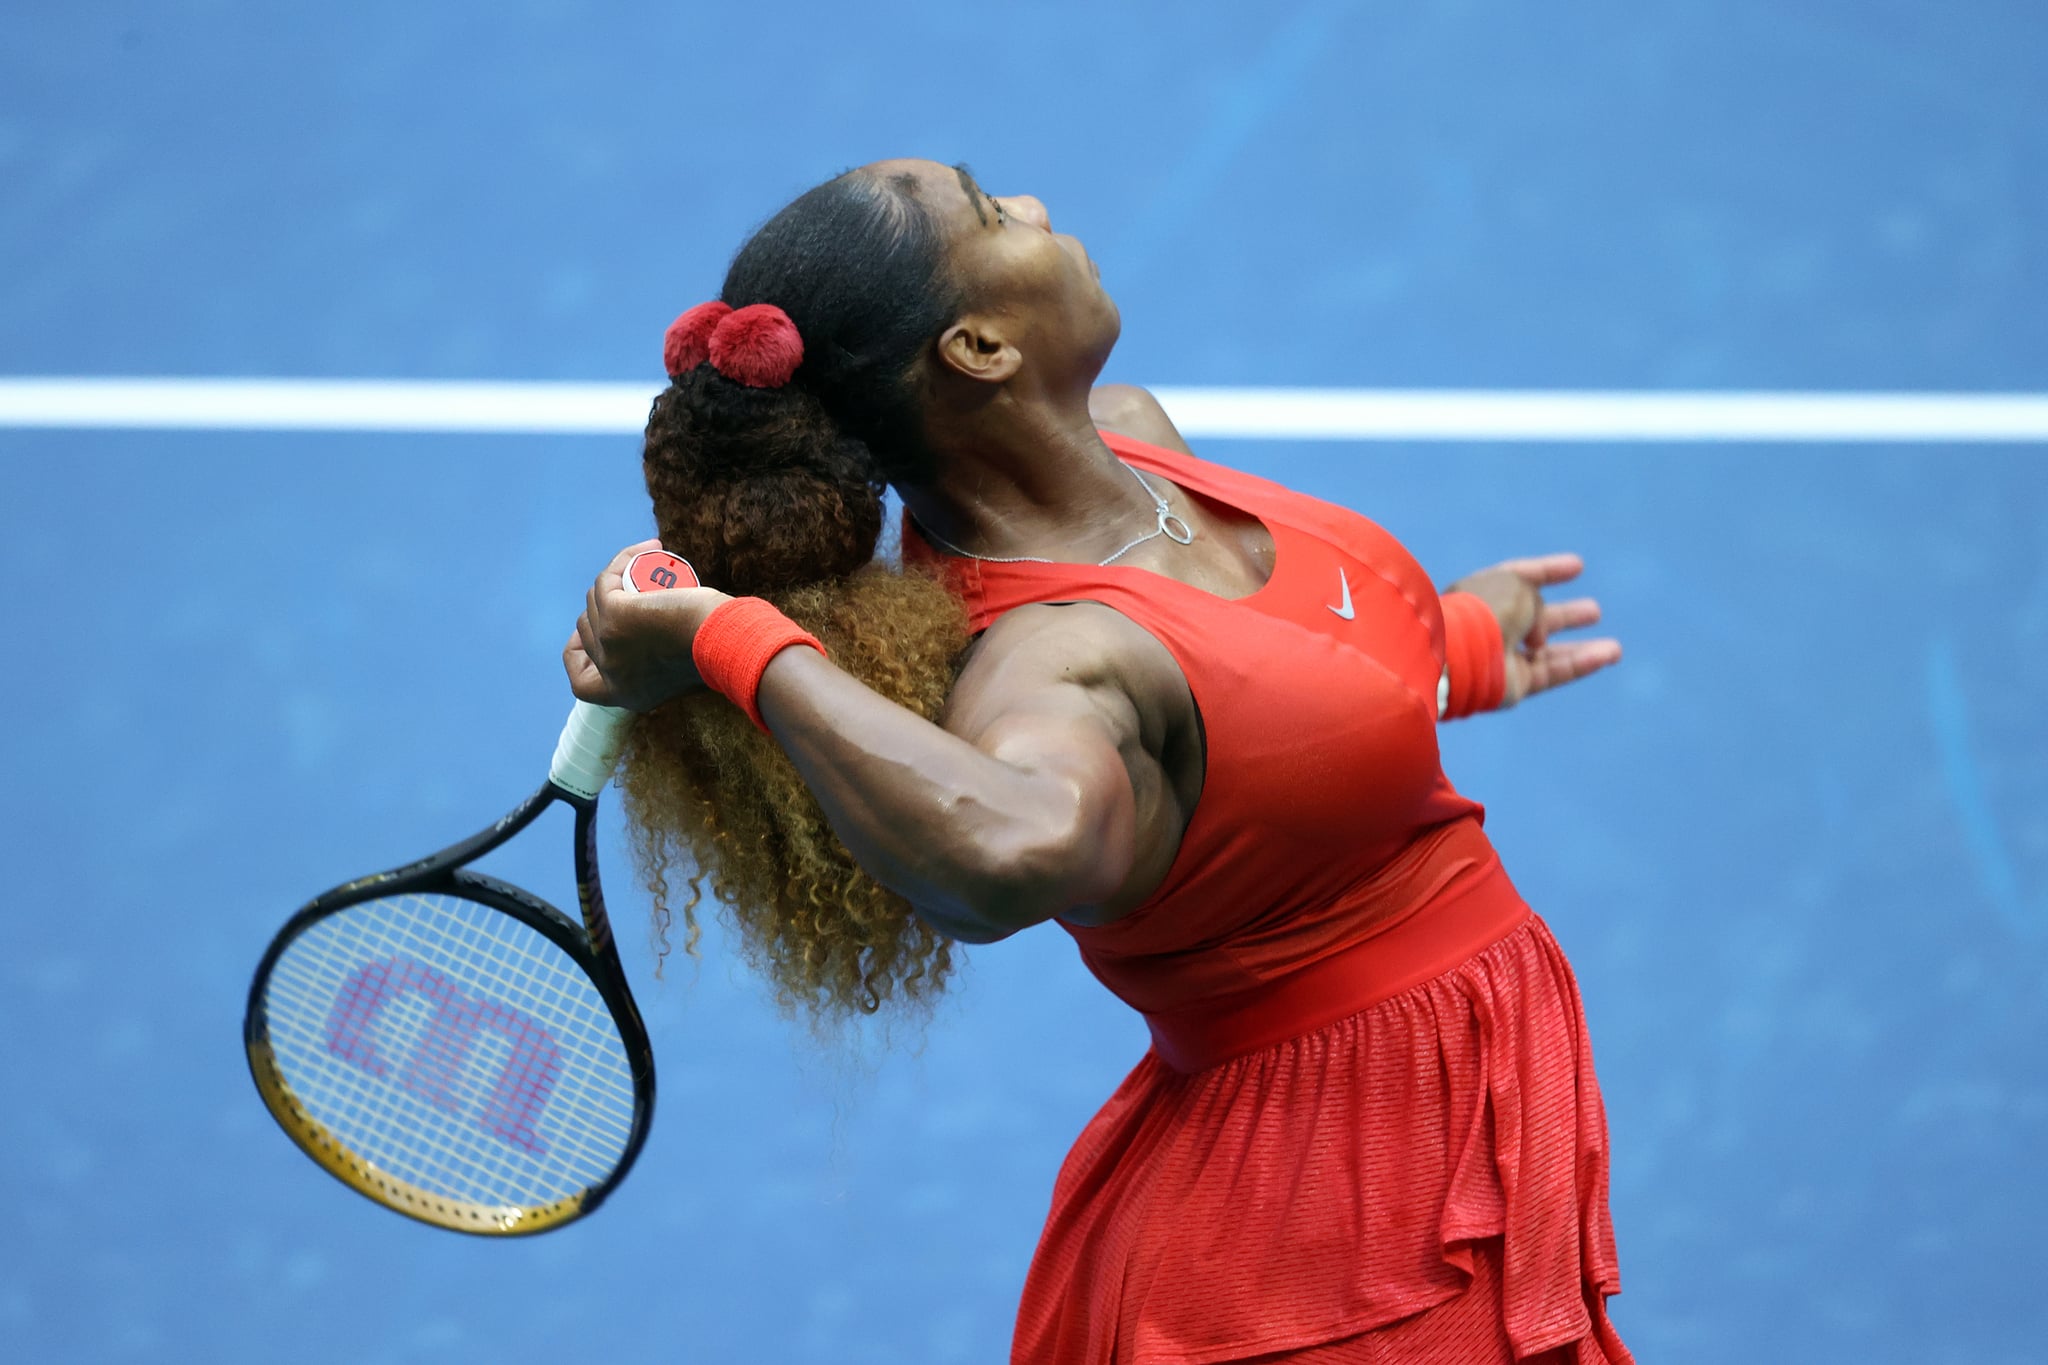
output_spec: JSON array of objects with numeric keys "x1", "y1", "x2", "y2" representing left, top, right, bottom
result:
[{"x1": 935, "y1": 313, "x2": 1023, "y2": 385}]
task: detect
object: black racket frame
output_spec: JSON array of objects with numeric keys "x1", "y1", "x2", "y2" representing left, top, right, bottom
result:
[{"x1": 244, "y1": 777, "x2": 657, "y2": 1236}]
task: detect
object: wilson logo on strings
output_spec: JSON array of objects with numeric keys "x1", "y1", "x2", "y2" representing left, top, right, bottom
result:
[{"x1": 324, "y1": 956, "x2": 562, "y2": 1155}]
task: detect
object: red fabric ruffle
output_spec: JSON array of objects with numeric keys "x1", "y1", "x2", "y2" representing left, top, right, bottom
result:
[{"x1": 1012, "y1": 916, "x2": 1628, "y2": 1365}]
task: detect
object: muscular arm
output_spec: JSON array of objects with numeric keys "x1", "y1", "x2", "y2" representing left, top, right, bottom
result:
[{"x1": 751, "y1": 603, "x2": 1190, "y2": 943}]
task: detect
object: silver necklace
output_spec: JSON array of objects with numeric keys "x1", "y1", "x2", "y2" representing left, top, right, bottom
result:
[{"x1": 914, "y1": 461, "x2": 1196, "y2": 566}]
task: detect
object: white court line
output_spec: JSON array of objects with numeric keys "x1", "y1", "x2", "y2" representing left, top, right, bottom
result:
[{"x1": 2, "y1": 377, "x2": 2048, "y2": 442}]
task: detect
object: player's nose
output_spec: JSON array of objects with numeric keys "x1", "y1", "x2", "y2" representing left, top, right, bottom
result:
[{"x1": 1003, "y1": 194, "x2": 1051, "y2": 232}]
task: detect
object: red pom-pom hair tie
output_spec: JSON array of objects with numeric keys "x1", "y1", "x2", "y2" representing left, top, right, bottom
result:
[
  {"x1": 661, "y1": 300, "x2": 806, "y2": 388},
  {"x1": 664, "y1": 301, "x2": 732, "y2": 376},
  {"x1": 667, "y1": 296, "x2": 802, "y2": 384},
  {"x1": 707, "y1": 304, "x2": 805, "y2": 388}
]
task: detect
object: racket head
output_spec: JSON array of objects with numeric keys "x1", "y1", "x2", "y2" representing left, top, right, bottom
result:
[{"x1": 245, "y1": 859, "x2": 654, "y2": 1236}]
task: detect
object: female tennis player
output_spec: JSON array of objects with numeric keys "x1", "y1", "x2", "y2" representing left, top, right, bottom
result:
[{"x1": 566, "y1": 158, "x2": 1629, "y2": 1364}]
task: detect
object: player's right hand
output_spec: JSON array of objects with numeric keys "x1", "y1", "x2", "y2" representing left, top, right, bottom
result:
[{"x1": 565, "y1": 540, "x2": 732, "y2": 711}]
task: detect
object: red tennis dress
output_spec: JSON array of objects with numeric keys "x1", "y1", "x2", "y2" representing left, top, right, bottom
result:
[{"x1": 907, "y1": 432, "x2": 1629, "y2": 1364}]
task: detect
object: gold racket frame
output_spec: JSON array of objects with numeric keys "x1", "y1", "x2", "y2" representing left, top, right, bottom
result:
[
  {"x1": 248, "y1": 1039, "x2": 586, "y2": 1236},
  {"x1": 246, "y1": 784, "x2": 654, "y2": 1237}
]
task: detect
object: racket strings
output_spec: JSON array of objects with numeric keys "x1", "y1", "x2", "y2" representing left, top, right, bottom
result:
[{"x1": 262, "y1": 892, "x2": 637, "y2": 1209}]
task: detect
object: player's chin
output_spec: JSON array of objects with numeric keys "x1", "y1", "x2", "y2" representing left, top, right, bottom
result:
[{"x1": 1087, "y1": 297, "x2": 1123, "y2": 362}]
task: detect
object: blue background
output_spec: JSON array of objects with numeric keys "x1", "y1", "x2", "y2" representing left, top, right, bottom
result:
[{"x1": 4, "y1": 2, "x2": 2046, "y2": 1361}]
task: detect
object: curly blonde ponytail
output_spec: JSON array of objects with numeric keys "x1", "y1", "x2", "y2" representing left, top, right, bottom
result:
[{"x1": 618, "y1": 167, "x2": 979, "y2": 1025}]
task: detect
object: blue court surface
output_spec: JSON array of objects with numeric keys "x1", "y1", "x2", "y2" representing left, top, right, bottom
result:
[{"x1": 4, "y1": 3, "x2": 2047, "y2": 1362}]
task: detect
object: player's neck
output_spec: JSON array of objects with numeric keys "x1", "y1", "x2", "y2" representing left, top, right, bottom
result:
[{"x1": 902, "y1": 398, "x2": 1156, "y2": 563}]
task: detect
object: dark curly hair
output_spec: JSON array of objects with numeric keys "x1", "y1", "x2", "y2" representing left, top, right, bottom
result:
[{"x1": 620, "y1": 167, "x2": 974, "y2": 1026}]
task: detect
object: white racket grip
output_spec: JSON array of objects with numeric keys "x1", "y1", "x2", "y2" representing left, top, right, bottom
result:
[
  {"x1": 549, "y1": 548, "x2": 693, "y2": 797},
  {"x1": 549, "y1": 699, "x2": 633, "y2": 800}
]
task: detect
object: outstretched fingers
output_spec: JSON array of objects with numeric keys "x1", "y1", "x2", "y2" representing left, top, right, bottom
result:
[
  {"x1": 1520, "y1": 594, "x2": 1598, "y2": 652},
  {"x1": 1522, "y1": 637, "x2": 1624, "y2": 698},
  {"x1": 1468, "y1": 553, "x2": 1619, "y2": 702},
  {"x1": 1496, "y1": 553, "x2": 1585, "y2": 589}
]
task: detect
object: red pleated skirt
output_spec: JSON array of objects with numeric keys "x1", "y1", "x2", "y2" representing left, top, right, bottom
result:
[{"x1": 1011, "y1": 890, "x2": 1629, "y2": 1364}]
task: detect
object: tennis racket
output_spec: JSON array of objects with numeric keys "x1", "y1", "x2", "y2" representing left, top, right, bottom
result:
[{"x1": 244, "y1": 548, "x2": 695, "y2": 1235}]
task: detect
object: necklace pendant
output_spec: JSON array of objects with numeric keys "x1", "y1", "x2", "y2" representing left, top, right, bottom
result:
[{"x1": 1161, "y1": 512, "x2": 1195, "y2": 545}]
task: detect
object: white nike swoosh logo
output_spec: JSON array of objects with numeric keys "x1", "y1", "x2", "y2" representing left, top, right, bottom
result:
[{"x1": 1328, "y1": 567, "x2": 1355, "y2": 620}]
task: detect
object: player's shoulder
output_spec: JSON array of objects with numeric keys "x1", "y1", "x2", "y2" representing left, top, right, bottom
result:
[
  {"x1": 948, "y1": 599, "x2": 1195, "y2": 757},
  {"x1": 955, "y1": 599, "x2": 1191, "y2": 717},
  {"x1": 1089, "y1": 383, "x2": 1193, "y2": 457},
  {"x1": 965, "y1": 599, "x2": 1153, "y2": 680}
]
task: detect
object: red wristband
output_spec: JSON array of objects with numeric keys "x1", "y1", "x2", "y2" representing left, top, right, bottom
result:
[
  {"x1": 691, "y1": 597, "x2": 828, "y2": 733},
  {"x1": 1439, "y1": 590, "x2": 1507, "y2": 720}
]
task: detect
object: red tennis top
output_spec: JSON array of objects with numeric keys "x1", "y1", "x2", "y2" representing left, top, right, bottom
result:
[{"x1": 906, "y1": 432, "x2": 1628, "y2": 1364}]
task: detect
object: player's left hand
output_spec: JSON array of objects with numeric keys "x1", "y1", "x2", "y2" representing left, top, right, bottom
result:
[{"x1": 1444, "y1": 553, "x2": 1622, "y2": 707}]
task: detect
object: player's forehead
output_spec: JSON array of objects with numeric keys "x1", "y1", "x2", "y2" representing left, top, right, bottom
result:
[{"x1": 858, "y1": 158, "x2": 982, "y2": 227}]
